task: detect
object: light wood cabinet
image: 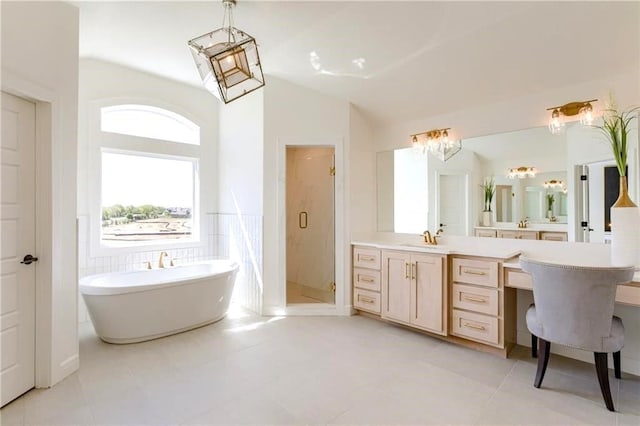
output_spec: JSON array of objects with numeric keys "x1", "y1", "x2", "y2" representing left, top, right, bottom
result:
[
  {"x1": 382, "y1": 250, "x2": 446, "y2": 335},
  {"x1": 353, "y1": 246, "x2": 382, "y2": 315},
  {"x1": 496, "y1": 229, "x2": 538, "y2": 240},
  {"x1": 475, "y1": 229, "x2": 497, "y2": 238},
  {"x1": 449, "y1": 256, "x2": 515, "y2": 350},
  {"x1": 539, "y1": 231, "x2": 568, "y2": 241}
]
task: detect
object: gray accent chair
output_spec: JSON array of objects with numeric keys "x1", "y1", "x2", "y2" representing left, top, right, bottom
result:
[{"x1": 519, "y1": 257, "x2": 635, "y2": 412}]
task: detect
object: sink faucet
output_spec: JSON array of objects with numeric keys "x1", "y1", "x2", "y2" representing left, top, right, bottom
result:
[
  {"x1": 158, "y1": 251, "x2": 168, "y2": 269},
  {"x1": 422, "y1": 230, "x2": 441, "y2": 245}
]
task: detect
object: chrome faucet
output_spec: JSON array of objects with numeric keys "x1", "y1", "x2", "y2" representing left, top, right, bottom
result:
[{"x1": 158, "y1": 251, "x2": 168, "y2": 269}]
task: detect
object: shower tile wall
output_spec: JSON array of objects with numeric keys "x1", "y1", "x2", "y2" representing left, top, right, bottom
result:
[{"x1": 77, "y1": 213, "x2": 263, "y2": 322}]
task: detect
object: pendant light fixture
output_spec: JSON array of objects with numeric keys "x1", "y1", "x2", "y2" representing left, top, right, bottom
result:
[{"x1": 188, "y1": 0, "x2": 265, "y2": 104}]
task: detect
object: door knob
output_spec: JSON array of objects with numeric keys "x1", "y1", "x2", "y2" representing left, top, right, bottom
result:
[{"x1": 20, "y1": 254, "x2": 38, "y2": 265}]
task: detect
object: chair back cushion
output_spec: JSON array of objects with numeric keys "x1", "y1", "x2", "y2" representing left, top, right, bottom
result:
[{"x1": 520, "y1": 257, "x2": 634, "y2": 351}]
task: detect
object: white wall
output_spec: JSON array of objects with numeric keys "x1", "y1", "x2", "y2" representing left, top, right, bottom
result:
[
  {"x1": 1, "y1": 1, "x2": 79, "y2": 386},
  {"x1": 218, "y1": 89, "x2": 264, "y2": 313},
  {"x1": 262, "y1": 76, "x2": 351, "y2": 314},
  {"x1": 349, "y1": 105, "x2": 377, "y2": 235}
]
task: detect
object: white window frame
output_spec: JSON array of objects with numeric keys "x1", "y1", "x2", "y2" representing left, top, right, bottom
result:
[{"x1": 88, "y1": 100, "x2": 207, "y2": 257}]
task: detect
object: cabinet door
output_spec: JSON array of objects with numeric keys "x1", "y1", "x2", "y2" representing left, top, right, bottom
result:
[
  {"x1": 382, "y1": 251, "x2": 411, "y2": 323},
  {"x1": 411, "y1": 254, "x2": 445, "y2": 334}
]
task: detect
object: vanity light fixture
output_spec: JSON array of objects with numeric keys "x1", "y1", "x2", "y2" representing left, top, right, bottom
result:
[
  {"x1": 188, "y1": 0, "x2": 265, "y2": 104},
  {"x1": 544, "y1": 179, "x2": 564, "y2": 189},
  {"x1": 547, "y1": 99, "x2": 597, "y2": 135},
  {"x1": 507, "y1": 166, "x2": 537, "y2": 179},
  {"x1": 410, "y1": 128, "x2": 462, "y2": 161}
]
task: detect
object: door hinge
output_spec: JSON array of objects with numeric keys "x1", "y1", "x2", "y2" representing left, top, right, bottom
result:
[
  {"x1": 331, "y1": 282, "x2": 336, "y2": 292},
  {"x1": 329, "y1": 167, "x2": 335, "y2": 176}
]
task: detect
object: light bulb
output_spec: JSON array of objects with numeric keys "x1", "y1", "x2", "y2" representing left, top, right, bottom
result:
[
  {"x1": 579, "y1": 104, "x2": 594, "y2": 125},
  {"x1": 548, "y1": 109, "x2": 565, "y2": 135}
]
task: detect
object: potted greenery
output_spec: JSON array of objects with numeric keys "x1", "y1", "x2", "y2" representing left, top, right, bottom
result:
[
  {"x1": 546, "y1": 193, "x2": 555, "y2": 219},
  {"x1": 594, "y1": 98, "x2": 639, "y2": 265},
  {"x1": 482, "y1": 176, "x2": 495, "y2": 226}
]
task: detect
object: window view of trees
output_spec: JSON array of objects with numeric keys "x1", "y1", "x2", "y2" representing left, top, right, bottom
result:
[{"x1": 101, "y1": 204, "x2": 192, "y2": 241}]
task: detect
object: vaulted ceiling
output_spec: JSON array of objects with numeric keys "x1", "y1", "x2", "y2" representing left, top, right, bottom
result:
[{"x1": 76, "y1": 1, "x2": 640, "y2": 124}]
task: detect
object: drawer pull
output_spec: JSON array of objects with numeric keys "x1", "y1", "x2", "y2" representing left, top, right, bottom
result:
[
  {"x1": 463, "y1": 322, "x2": 486, "y2": 331},
  {"x1": 359, "y1": 255, "x2": 375, "y2": 262},
  {"x1": 464, "y1": 269, "x2": 487, "y2": 276},
  {"x1": 462, "y1": 295, "x2": 487, "y2": 303},
  {"x1": 360, "y1": 276, "x2": 375, "y2": 283},
  {"x1": 405, "y1": 262, "x2": 410, "y2": 279},
  {"x1": 359, "y1": 296, "x2": 375, "y2": 304}
]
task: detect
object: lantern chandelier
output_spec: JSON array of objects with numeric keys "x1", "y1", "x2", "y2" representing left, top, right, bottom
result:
[
  {"x1": 188, "y1": 0, "x2": 265, "y2": 104},
  {"x1": 411, "y1": 128, "x2": 462, "y2": 162},
  {"x1": 547, "y1": 99, "x2": 597, "y2": 135},
  {"x1": 507, "y1": 166, "x2": 537, "y2": 179}
]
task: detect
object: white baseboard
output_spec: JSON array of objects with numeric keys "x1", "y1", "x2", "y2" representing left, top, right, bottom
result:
[{"x1": 48, "y1": 354, "x2": 79, "y2": 387}]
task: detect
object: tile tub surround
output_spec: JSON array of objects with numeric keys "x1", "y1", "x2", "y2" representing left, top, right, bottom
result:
[{"x1": 2, "y1": 308, "x2": 639, "y2": 425}]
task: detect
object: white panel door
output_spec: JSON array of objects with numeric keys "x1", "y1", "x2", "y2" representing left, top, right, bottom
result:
[
  {"x1": 1, "y1": 92, "x2": 36, "y2": 407},
  {"x1": 438, "y1": 174, "x2": 467, "y2": 236}
]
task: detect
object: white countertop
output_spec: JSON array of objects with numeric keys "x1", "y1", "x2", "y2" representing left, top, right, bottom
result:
[
  {"x1": 352, "y1": 232, "x2": 638, "y2": 269},
  {"x1": 352, "y1": 233, "x2": 521, "y2": 260}
]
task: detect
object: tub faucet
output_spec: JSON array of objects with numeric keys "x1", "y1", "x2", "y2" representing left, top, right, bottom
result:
[{"x1": 158, "y1": 252, "x2": 168, "y2": 269}]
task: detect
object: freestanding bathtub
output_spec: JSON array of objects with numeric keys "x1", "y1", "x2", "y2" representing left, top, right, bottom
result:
[{"x1": 79, "y1": 260, "x2": 239, "y2": 344}]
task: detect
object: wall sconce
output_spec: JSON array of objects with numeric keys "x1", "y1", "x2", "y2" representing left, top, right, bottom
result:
[
  {"x1": 188, "y1": 0, "x2": 265, "y2": 104},
  {"x1": 410, "y1": 128, "x2": 462, "y2": 161},
  {"x1": 507, "y1": 166, "x2": 537, "y2": 179},
  {"x1": 546, "y1": 99, "x2": 597, "y2": 135}
]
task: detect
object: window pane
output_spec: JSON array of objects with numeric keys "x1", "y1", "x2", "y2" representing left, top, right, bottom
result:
[
  {"x1": 101, "y1": 104, "x2": 200, "y2": 145},
  {"x1": 101, "y1": 151, "x2": 196, "y2": 243}
]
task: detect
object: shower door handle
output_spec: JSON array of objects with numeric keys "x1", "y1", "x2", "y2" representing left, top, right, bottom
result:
[{"x1": 299, "y1": 211, "x2": 308, "y2": 229}]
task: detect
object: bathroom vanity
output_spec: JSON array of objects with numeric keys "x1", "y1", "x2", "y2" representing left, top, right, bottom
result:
[
  {"x1": 352, "y1": 235, "x2": 640, "y2": 358},
  {"x1": 474, "y1": 226, "x2": 568, "y2": 241}
]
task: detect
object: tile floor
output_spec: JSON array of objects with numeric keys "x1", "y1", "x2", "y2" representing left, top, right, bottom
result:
[{"x1": 2, "y1": 307, "x2": 639, "y2": 425}]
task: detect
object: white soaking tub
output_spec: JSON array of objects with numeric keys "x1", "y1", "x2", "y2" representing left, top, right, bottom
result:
[{"x1": 80, "y1": 260, "x2": 239, "y2": 343}]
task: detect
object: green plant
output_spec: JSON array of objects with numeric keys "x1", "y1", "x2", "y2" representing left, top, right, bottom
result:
[
  {"x1": 593, "y1": 99, "x2": 639, "y2": 177},
  {"x1": 546, "y1": 193, "x2": 555, "y2": 211},
  {"x1": 483, "y1": 176, "x2": 495, "y2": 212}
]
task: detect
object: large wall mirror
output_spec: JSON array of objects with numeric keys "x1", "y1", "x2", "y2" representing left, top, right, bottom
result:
[{"x1": 376, "y1": 121, "x2": 637, "y2": 241}]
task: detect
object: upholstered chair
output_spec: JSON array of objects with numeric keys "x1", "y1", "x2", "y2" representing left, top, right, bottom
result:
[{"x1": 520, "y1": 257, "x2": 635, "y2": 411}]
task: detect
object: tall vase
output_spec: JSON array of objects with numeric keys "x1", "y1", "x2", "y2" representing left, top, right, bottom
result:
[
  {"x1": 610, "y1": 176, "x2": 640, "y2": 266},
  {"x1": 481, "y1": 211, "x2": 492, "y2": 227}
]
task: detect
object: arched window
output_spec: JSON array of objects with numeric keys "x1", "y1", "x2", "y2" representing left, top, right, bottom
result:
[
  {"x1": 98, "y1": 104, "x2": 201, "y2": 246},
  {"x1": 101, "y1": 104, "x2": 200, "y2": 145}
]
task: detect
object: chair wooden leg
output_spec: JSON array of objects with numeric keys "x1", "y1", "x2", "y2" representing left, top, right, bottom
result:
[
  {"x1": 531, "y1": 334, "x2": 538, "y2": 358},
  {"x1": 594, "y1": 352, "x2": 615, "y2": 412},
  {"x1": 613, "y1": 351, "x2": 621, "y2": 379},
  {"x1": 534, "y1": 338, "x2": 550, "y2": 388}
]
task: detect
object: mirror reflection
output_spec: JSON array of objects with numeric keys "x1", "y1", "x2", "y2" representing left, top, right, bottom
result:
[{"x1": 377, "y1": 126, "x2": 568, "y2": 231}]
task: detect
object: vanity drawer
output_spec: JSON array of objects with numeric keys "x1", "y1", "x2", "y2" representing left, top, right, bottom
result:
[
  {"x1": 353, "y1": 247, "x2": 381, "y2": 270},
  {"x1": 452, "y1": 284, "x2": 498, "y2": 316},
  {"x1": 451, "y1": 310, "x2": 499, "y2": 346},
  {"x1": 353, "y1": 268, "x2": 381, "y2": 292},
  {"x1": 354, "y1": 288, "x2": 381, "y2": 314},
  {"x1": 540, "y1": 231, "x2": 568, "y2": 241},
  {"x1": 504, "y1": 269, "x2": 532, "y2": 290},
  {"x1": 452, "y1": 258, "x2": 499, "y2": 288},
  {"x1": 475, "y1": 229, "x2": 497, "y2": 238}
]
